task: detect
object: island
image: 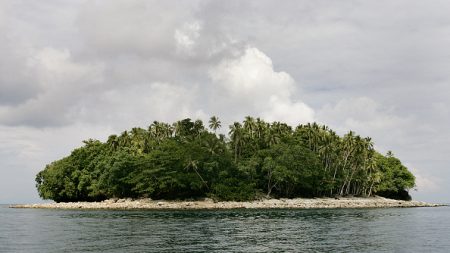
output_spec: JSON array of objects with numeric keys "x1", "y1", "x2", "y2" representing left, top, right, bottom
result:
[{"x1": 18, "y1": 116, "x2": 441, "y2": 209}]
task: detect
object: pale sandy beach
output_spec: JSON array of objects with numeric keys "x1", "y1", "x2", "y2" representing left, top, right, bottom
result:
[{"x1": 10, "y1": 196, "x2": 444, "y2": 210}]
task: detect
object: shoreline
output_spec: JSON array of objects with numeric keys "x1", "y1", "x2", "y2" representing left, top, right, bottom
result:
[{"x1": 10, "y1": 196, "x2": 445, "y2": 210}]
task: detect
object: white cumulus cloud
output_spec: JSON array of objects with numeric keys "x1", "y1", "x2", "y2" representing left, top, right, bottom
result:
[{"x1": 210, "y1": 47, "x2": 314, "y2": 125}]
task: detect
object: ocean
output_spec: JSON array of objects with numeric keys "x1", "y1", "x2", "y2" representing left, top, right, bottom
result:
[{"x1": 1, "y1": 205, "x2": 449, "y2": 252}]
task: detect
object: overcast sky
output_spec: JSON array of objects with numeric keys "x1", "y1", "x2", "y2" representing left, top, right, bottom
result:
[{"x1": 1, "y1": 0, "x2": 449, "y2": 203}]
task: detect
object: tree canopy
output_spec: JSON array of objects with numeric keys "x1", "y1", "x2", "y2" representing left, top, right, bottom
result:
[{"x1": 36, "y1": 116, "x2": 415, "y2": 202}]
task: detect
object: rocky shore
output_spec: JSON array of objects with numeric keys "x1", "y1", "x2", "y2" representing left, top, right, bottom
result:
[{"x1": 10, "y1": 196, "x2": 444, "y2": 210}]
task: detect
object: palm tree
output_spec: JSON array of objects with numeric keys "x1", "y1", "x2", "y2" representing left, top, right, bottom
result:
[
  {"x1": 184, "y1": 158, "x2": 209, "y2": 190},
  {"x1": 343, "y1": 135, "x2": 365, "y2": 195},
  {"x1": 255, "y1": 118, "x2": 266, "y2": 139},
  {"x1": 107, "y1": 134, "x2": 119, "y2": 151},
  {"x1": 161, "y1": 123, "x2": 174, "y2": 138},
  {"x1": 229, "y1": 122, "x2": 244, "y2": 163},
  {"x1": 368, "y1": 170, "x2": 381, "y2": 197},
  {"x1": 265, "y1": 126, "x2": 281, "y2": 147},
  {"x1": 148, "y1": 121, "x2": 160, "y2": 139},
  {"x1": 337, "y1": 131, "x2": 356, "y2": 196},
  {"x1": 118, "y1": 130, "x2": 131, "y2": 147},
  {"x1": 130, "y1": 127, "x2": 146, "y2": 154},
  {"x1": 243, "y1": 116, "x2": 256, "y2": 138},
  {"x1": 173, "y1": 118, "x2": 195, "y2": 138},
  {"x1": 208, "y1": 116, "x2": 221, "y2": 133},
  {"x1": 173, "y1": 121, "x2": 182, "y2": 137},
  {"x1": 193, "y1": 119, "x2": 205, "y2": 138}
]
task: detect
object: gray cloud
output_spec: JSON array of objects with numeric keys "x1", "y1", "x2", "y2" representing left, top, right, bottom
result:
[
  {"x1": 77, "y1": 1, "x2": 195, "y2": 58},
  {"x1": 1, "y1": 0, "x2": 450, "y2": 203}
]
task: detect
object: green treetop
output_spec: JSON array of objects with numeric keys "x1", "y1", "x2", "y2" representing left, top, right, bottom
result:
[{"x1": 36, "y1": 117, "x2": 415, "y2": 202}]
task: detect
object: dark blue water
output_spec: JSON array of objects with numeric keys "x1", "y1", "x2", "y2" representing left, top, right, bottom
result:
[{"x1": 1, "y1": 205, "x2": 449, "y2": 252}]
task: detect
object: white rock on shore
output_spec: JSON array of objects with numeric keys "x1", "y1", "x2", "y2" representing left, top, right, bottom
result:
[{"x1": 10, "y1": 196, "x2": 444, "y2": 210}]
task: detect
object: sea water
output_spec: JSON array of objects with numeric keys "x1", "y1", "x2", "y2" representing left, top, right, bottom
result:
[{"x1": 1, "y1": 205, "x2": 449, "y2": 252}]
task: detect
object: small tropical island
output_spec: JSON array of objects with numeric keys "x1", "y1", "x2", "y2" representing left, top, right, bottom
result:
[{"x1": 15, "y1": 116, "x2": 442, "y2": 209}]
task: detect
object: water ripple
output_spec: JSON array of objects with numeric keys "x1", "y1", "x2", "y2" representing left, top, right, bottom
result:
[{"x1": 1, "y1": 205, "x2": 449, "y2": 252}]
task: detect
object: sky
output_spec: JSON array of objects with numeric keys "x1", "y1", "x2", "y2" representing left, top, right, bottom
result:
[{"x1": 1, "y1": 0, "x2": 449, "y2": 203}]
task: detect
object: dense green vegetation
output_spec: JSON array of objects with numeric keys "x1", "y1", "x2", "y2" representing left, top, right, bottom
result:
[{"x1": 36, "y1": 117, "x2": 415, "y2": 202}]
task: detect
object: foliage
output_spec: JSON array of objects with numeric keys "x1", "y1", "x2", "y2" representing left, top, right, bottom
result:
[{"x1": 36, "y1": 117, "x2": 416, "y2": 202}]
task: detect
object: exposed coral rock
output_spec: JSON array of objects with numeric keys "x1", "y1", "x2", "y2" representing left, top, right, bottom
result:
[{"x1": 10, "y1": 196, "x2": 444, "y2": 210}]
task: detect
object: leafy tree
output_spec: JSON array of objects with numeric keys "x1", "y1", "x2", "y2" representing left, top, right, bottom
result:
[
  {"x1": 35, "y1": 117, "x2": 416, "y2": 202},
  {"x1": 374, "y1": 152, "x2": 415, "y2": 200}
]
